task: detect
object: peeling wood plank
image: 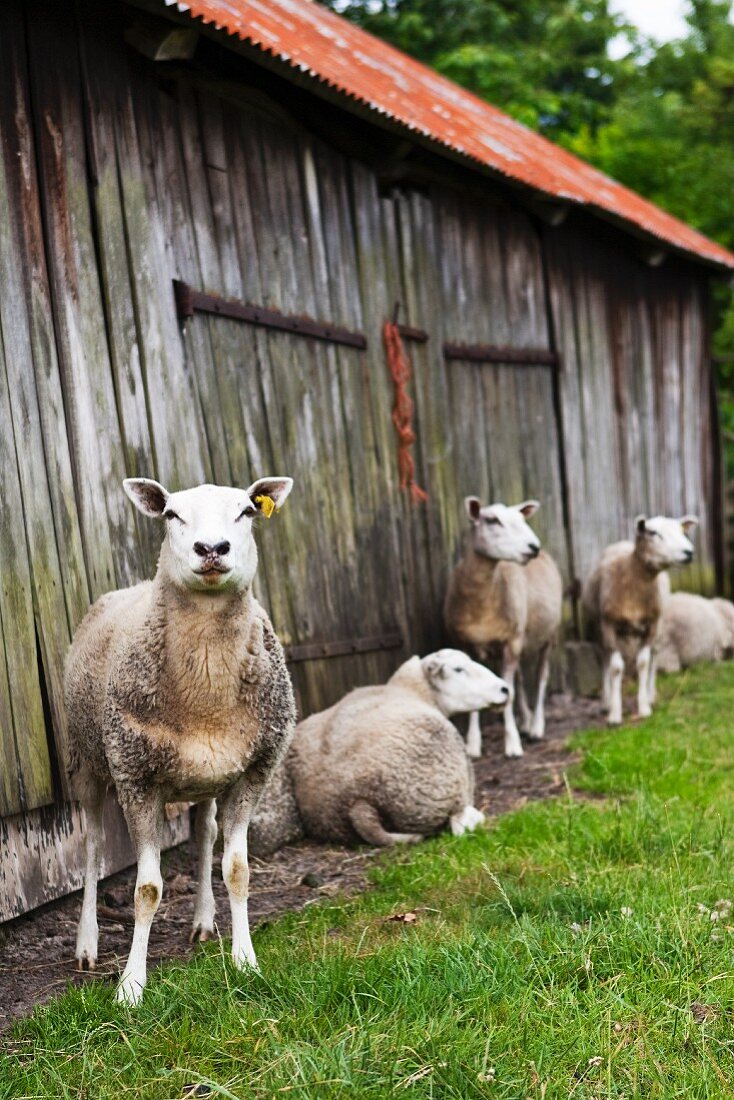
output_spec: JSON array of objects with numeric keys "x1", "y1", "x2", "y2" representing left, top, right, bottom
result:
[{"x1": 0, "y1": 796, "x2": 190, "y2": 923}]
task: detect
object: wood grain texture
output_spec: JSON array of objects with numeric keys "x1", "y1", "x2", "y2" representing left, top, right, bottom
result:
[{"x1": 0, "y1": 0, "x2": 719, "y2": 916}]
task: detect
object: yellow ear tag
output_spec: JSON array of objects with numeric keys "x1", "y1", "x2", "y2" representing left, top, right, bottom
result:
[{"x1": 255, "y1": 494, "x2": 277, "y2": 519}]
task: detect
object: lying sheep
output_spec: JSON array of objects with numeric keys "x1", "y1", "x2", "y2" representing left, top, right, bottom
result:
[
  {"x1": 443, "y1": 498, "x2": 563, "y2": 758},
  {"x1": 250, "y1": 649, "x2": 509, "y2": 853},
  {"x1": 65, "y1": 476, "x2": 295, "y2": 1004},
  {"x1": 656, "y1": 591, "x2": 734, "y2": 672},
  {"x1": 583, "y1": 514, "x2": 697, "y2": 725}
]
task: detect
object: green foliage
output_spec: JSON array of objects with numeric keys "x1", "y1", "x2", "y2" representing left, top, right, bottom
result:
[
  {"x1": 331, "y1": 0, "x2": 636, "y2": 137},
  {"x1": 6, "y1": 664, "x2": 734, "y2": 1096},
  {"x1": 328, "y1": 0, "x2": 734, "y2": 470}
]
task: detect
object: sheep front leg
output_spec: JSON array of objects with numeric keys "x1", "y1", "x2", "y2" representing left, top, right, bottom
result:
[
  {"x1": 75, "y1": 776, "x2": 106, "y2": 971},
  {"x1": 648, "y1": 651, "x2": 658, "y2": 706},
  {"x1": 466, "y1": 711, "x2": 483, "y2": 759},
  {"x1": 191, "y1": 799, "x2": 217, "y2": 943},
  {"x1": 637, "y1": 645, "x2": 652, "y2": 718},
  {"x1": 529, "y1": 642, "x2": 552, "y2": 740},
  {"x1": 502, "y1": 644, "x2": 523, "y2": 758},
  {"x1": 221, "y1": 774, "x2": 266, "y2": 971},
  {"x1": 117, "y1": 792, "x2": 164, "y2": 1006},
  {"x1": 606, "y1": 651, "x2": 625, "y2": 726}
]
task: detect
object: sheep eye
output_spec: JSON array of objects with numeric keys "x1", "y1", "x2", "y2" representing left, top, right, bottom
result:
[
  {"x1": 484, "y1": 516, "x2": 501, "y2": 526},
  {"x1": 453, "y1": 667, "x2": 465, "y2": 673},
  {"x1": 163, "y1": 509, "x2": 184, "y2": 524},
  {"x1": 236, "y1": 505, "x2": 257, "y2": 521}
]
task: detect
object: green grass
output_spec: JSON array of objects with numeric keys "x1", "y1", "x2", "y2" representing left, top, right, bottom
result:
[{"x1": 5, "y1": 664, "x2": 734, "y2": 1099}]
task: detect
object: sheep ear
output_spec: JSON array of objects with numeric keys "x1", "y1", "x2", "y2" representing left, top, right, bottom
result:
[
  {"x1": 517, "y1": 500, "x2": 540, "y2": 519},
  {"x1": 635, "y1": 514, "x2": 647, "y2": 535},
  {"x1": 680, "y1": 514, "x2": 698, "y2": 535},
  {"x1": 123, "y1": 478, "x2": 169, "y2": 518},
  {"x1": 465, "y1": 496, "x2": 482, "y2": 524},
  {"x1": 246, "y1": 477, "x2": 293, "y2": 516},
  {"x1": 421, "y1": 654, "x2": 445, "y2": 684}
]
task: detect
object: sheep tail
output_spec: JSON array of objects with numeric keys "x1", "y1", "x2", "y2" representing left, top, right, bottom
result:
[{"x1": 348, "y1": 799, "x2": 424, "y2": 847}]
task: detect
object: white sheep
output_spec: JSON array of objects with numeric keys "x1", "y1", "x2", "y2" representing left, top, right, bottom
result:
[
  {"x1": 443, "y1": 499, "x2": 563, "y2": 758},
  {"x1": 65, "y1": 476, "x2": 295, "y2": 1005},
  {"x1": 656, "y1": 591, "x2": 734, "y2": 672},
  {"x1": 583, "y1": 514, "x2": 697, "y2": 725},
  {"x1": 251, "y1": 649, "x2": 509, "y2": 852}
]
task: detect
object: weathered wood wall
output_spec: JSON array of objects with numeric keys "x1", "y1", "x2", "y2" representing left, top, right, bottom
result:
[{"x1": 0, "y1": 0, "x2": 718, "y2": 917}]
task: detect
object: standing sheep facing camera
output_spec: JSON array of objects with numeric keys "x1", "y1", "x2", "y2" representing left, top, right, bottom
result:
[
  {"x1": 65, "y1": 476, "x2": 295, "y2": 1005},
  {"x1": 444, "y1": 499, "x2": 563, "y2": 759},
  {"x1": 250, "y1": 649, "x2": 509, "y2": 852},
  {"x1": 583, "y1": 514, "x2": 697, "y2": 725}
]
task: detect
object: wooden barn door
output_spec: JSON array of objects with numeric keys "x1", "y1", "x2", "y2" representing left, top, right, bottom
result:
[
  {"x1": 377, "y1": 186, "x2": 574, "y2": 630},
  {"x1": 159, "y1": 93, "x2": 410, "y2": 717}
]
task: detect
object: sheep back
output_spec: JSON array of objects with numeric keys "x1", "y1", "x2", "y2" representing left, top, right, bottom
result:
[
  {"x1": 657, "y1": 592, "x2": 729, "y2": 672},
  {"x1": 289, "y1": 684, "x2": 472, "y2": 845},
  {"x1": 445, "y1": 549, "x2": 562, "y2": 657}
]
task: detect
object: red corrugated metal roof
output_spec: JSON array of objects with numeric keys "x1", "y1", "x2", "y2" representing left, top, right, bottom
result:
[{"x1": 164, "y1": 0, "x2": 734, "y2": 270}]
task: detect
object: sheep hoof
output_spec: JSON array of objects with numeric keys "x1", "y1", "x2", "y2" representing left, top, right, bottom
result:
[
  {"x1": 504, "y1": 746, "x2": 524, "y2": 758},
  {"x1": 607, "y1": 716, "x2": 622, "y2": 727},
  {"x1": 116, "y1": 976, "x2": 144, "y2": 1007},
  {"x1": 190, "y1": 924, "x2": 214, "y2": 944},
  {"x1": 638, "y1": 706, "x2": 652, "y2": 719},
  {"x1": 77, "y1": 953, "x2": 96, "y2": 972}
]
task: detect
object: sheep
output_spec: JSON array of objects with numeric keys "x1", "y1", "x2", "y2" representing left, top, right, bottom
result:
[
  {"x1": 582, "y1": 514, "x2": 697, "y2": 725},
  {"x1": 443, "y1": 498, "x2": 563, "y2": 759},
  {"x1": 250, "y1": 649, "x2": 509, "y2": 852},
  {"x1": 65, "y1": 476, "x2": 295, "y2": 1005},
  {"x1": 711, "y1": 598, "x2": 734, "y2": 653},
  {"x1": 656, "y1": 591, "x2": 734, "y2": 672}
]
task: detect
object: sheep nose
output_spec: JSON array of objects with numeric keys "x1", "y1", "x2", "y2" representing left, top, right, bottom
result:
[
  {"x1": 527, "y1": 544, "x2": 540, "y2": 558},
  {"x1": 683, "y1": 549, "x2": 693, "y2": 562},
  {"x1": 193, "y1": 540, "x2": 231, "y2": 558},
  {"x1": 500, "y1": 685, "x2": 510, "y2": 698}
]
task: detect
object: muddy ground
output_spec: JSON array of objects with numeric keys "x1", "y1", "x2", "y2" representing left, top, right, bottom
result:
[{"x1": 0, "y1": 693, "x2": 605, "y2": 1030}]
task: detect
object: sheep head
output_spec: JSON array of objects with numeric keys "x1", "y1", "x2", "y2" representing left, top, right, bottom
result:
[
  {"x1": 634, "y1": 514, "x2": 698, "y2": 572},
  {"x1": 465, "y1": 497, "x2": 542, "y2": 565},
  {"x1": 123, "y1": 477, "x2": 293, "y2": 594}
]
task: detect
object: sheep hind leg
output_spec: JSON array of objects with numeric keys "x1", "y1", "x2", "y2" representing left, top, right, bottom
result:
[
  {"x1": 191, "y1": 799, "x2": 217, "y2": 944},
  {"x1": 529, "y1": 643, "x2": 552, "y2": 740},
  {"x1": 515, "y1": 666, "x2": 533, "y2": 735},
  {"x1": 75, "y1": 774, "x2": 106, "y2": 972},
  {"x1": 349, "y1": 800, "x2": 424, "y2": 847},
  {"x1": 501, "y1": 646, "x2": 523, "y2": 758}
]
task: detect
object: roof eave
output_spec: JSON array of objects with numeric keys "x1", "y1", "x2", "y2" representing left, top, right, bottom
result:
[{"x1": 132, "y1": 0, "x2": 734, "y2": 275}]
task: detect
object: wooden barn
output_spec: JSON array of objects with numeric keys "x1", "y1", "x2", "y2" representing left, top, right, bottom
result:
[{"x1": 2, "y1": 0, "x2": 733, "y2": 919}]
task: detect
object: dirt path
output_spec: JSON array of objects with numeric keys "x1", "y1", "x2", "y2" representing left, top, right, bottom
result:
[{"x1": 0, "y1": 693, "x2": 604, "y2": 1030}]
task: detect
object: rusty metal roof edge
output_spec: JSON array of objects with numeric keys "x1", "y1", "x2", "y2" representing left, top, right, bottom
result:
[{"x1": 153, "y1": 0, "x2": 734, "y2": 273}]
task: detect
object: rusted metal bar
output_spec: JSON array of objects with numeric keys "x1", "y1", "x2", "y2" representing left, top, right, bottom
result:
[
  {"x1": 443, "y1": 342, "x2": 558, "y2": 366},
  {"x1": 397, "y1": 323, "x2": 429, "y2": 343},
  {"x1": 285, "y1": 632, "x2": 403, "y2": 663},
  {"x1": 173, "y1": 279, "x2": 367, "y2": 349}
]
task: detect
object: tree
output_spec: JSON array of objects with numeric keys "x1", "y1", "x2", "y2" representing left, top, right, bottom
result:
[{"x1": 328, "y1": 0, "x2": 637, "y2": 137}]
